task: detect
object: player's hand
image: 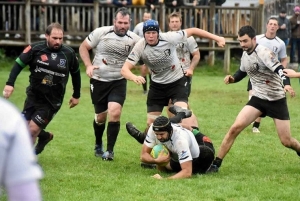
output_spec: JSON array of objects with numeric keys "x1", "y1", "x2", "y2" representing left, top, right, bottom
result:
[
  {"x1": 185, "y1": 68, "x2": 193, "y2": 77},
  {"x1": 86, "y1": 65, "x2": 99, "y2": 78},
  {"x1": 224, "y1": 75, "x2": 234, "y2": 84},
  {"x1": 283, "y1": 69, "x2": 299, "y2": 78},
  {"x1": 284, "y1": 85, "x2": 296, "y2": 98},
  {"x1": 69, "y1": 97, "x2": 80, "y2": 108},
  {"x1": 3, "y1": 85, "x2": 14, "y2": 99},
  {"x1": 217, "y1": 36, "x2": 226, "y2": 47},
  {"x1": 152, "y1": 174, "x2": 163, "y2": 179},
  {"x1": 132, "y1": 75, "x2": 146, "y2": 85},
  {"x1": 155, "y1": 150, "x2": 170, "y2": 165}
]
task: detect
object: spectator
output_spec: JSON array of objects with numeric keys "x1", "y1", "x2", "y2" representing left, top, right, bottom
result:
[
  {"x1": 209, "y1": 0, "x2": 226, "y2": 34},
  {"x1": 289, "y1": 6, "x2": 300, "y2": 67},
  {"x1": 0, "y1": 97, "x2": 43, "y2": 201},
  {"x1": 145, "y1": 0, "x2": 160, "y2": 20},
  {"x1": 276, "y1": 9, "x2": 291, "y2": 47}
]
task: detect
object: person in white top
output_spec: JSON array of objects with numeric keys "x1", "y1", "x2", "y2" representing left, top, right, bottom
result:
[
  {"x1": 142, "y1": 116, "x2": 215, "y2": 179},
  {"x1": 122, "y1": 19, "x2": 225, "y2": 142},
  {"x1": 247, "y1": 17, "x2": 288, "y2": 133},
  {"x1": 209, "y1": 25, "x2": 300, "y2": 173},
  {"x1": 0, "y1": 97, "x2": 43, "y2": 201},
  {"x1": 133, "y1": 11, "x2": 152, "y2": 94},
  {"x1": 79, "y1": 7, "x2": 140, "y2": 161},
  {"x1": 166, "y1": 11, "x2": 200, "y2": 131}
]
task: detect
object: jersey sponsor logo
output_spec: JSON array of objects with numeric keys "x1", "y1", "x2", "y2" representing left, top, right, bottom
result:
[
  {"x1": 23, "y1": 45, "x2": 31, "y2": 53},
  {"x1": 35, "y1": 114, "x2": 48, "y2": 125},
  {"x1": 57, "y1": 59, "x2": 66, "y2": 68},
  {"x1": 272, "y1": 46, "x2": 278, "y2": 53},
  {"x1": 164, "y1": 49, "x2": 171, "y2": 56},
  {"x1": 51, "y1": 53, "x2": 57, "y2": 60},
  {"x1": 37, "y1": 59, "x2": 49, "y2": 66},
  {"x1": 179, "y1": 150, "x2": 189, "y2": 160},
  {"x1": 41, "y1": 54, "x2": 48, "y2": 61},
  {"x1": 34, "y1": 66, "x2": 66, "y2": 77}
]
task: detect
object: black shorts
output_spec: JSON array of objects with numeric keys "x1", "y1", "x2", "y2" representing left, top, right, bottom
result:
[
  {"x1": 169, "y1": 145, "x2": 215, "y2": 174},
  {"x1": 170, "y1": 133, "x2": 215, "y2": 174},
  {"x1": 185, "y1": 76, "x2": 192, "y2": 97},
  {"x1": 22, "y1": 96, "x2": 58, "y2": 129},
  {"x1": 90, "y1": 78, "x2": 127, "y2": 113},
  {"x1": 147, "y1": 77, "x2": 188, "y2": 112},
  {"x1": 247, "y1": 79, "x2": 252, "y2": 91},
  {"x1": 247, "y1": 96, "x2": 290, "y2": 120}
]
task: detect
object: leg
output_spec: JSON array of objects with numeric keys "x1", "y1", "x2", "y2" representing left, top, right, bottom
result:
[
  {"x1": 274, "y1": 119, "x2": 300, "y2": 154},
  {"x1": 215, "y1": 106, "x2": 262, "y2": 164},
  {"x1": 93, "y1": 111, "x2": 107, "y2": 157},
  {"x1": 290, "y1": 38, "x2": 296, "y2": 63},
  {"x1": 248, "y1": 89, "x2": 261, "y2": 133},
  {"x1": 102, "y1": 102, "x2": 122, "y2": 161}
]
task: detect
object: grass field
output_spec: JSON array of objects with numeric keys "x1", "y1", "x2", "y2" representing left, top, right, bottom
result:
[{"x1": 1, "y1": 59, "x2": 300, "y2": 201}]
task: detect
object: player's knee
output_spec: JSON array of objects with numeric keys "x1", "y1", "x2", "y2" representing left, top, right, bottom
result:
[
  {"x1": 95, "y1": 113, "x2": 106, "y2": 124},
  {"x1": 280, "y1": 137, "x2": 293, "y2": 148}
]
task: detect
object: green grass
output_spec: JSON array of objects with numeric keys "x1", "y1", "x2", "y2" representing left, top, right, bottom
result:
[{"x1": 1, "y1": 59, "x2": 300, "y2": 201}]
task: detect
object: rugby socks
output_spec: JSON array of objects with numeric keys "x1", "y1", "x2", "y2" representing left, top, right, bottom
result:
[
  {"x1": 93, "y1": 120, "x2": 105, "y2": 146},
  {"x1": 38, "y1": 129, "x2": 50, "y2": 140},
  {"x1": 106, "y1": 121, "x2": 120, "y2": 152},
  {"x1": 142, "y1": 76, "x2": 147, "y2": 92},
  {"x1": 253, "y1": 121, "x2": 260, "y2": 129}
]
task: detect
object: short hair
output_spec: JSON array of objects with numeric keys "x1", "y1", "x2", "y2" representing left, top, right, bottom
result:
[
  {"x1": 238, "y1": 25, "x2": 256, "y2": 39},
  {"x1": 168, "y1": 12, "x2": 182, "y2": 22},
  {"x1": 267, "y1": 17, "x2": 278, "y2": 24},
  {"x1": 114, "y1": 7, "x2": 131, "y2": 19},
  {"x1": 45, "y1": 22, "x2": 63, "y2": 35}
]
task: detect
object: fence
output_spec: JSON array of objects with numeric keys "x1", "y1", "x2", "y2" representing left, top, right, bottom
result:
[{"x1": 0, "y1": 1, "x2": 262, "y2": 46}]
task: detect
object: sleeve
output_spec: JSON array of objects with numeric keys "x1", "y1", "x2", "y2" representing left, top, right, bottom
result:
[
  {"x1": 164, "y1": 31, "x2": 188, "y2": 46},
  {"x1": 69, "y1": 53, "x2": 81, "y2": 99},
  {"x1": 86, "y1": 28, "x2": 103, "y2": 48},
  {"x1": 126, "y1": 39, "x2": 144, "y2": 66},
  {"x1": 144, "y1": 125, "x2": 157, "y2": 149},
  {"x1": 278, "y1": 41, "x2": 287, "y2": 59},
  {"x1": 175, "y1": 139, "x2": 193, "y2": 163},
  {"x1": 187, "y1": 37, "x2": 199, "y2": 54}
]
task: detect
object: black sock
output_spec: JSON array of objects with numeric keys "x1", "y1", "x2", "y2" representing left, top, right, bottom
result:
[
  {"x1": 142, "y1": 76, "x2": 147, "y2": 91},
  {"x1": 93, "y1": 120, "x2": 105, "y2": 146},
  {"x1": 107, "y1": 121, "x2": 120, "y2": 152},
  {"x1": 38, "y1": 130, "x2": 50, "y2": 140},
  {"x1": 253, "y1": 121, "x2": 260, "y2": 128}
]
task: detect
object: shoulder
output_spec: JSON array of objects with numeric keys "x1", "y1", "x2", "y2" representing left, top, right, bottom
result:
[
  {"x1": 256, "y1": 34, "x2": 265, "y2": 41},
  {"x1": 30, "y1": 41, "x2": 46, "y2": 50},
  {"x1": 127, "y1": 31, "x2": 141, "y2": 41},
  {"x1": 61, "y1": 45, "x2": 76, "y2": 54}
]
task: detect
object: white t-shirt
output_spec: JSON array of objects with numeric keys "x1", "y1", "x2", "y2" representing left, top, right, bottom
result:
[
  {"x1": 0, "y1": 98, "x2": 43, "y2": 190},
  {"x1": 240, "y1": 44, "x2": 284, "y2": 101},
  {"x1": 144, "y1": 123, "x2": 200, "y2": 164},
  {"x1": 86, "y1": 26, "x2": 141, "y2": 82},
  {"x1": 256, "y1": 34, "x2": 287, "y2": 59},
  {"x1": 126, "y1": 30, "x2": 188, "y2": 84},
  {"x1": 133, "y1": 22, "x2": 144, "y2": 37}
]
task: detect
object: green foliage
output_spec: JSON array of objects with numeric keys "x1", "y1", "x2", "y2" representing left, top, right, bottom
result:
[{"x1": 1, "y1": 60, "x2": 300, "y2": 201}]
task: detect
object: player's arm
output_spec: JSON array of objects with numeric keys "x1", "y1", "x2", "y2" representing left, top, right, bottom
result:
[
  {"x1": 280, "y1": 57, "x2": 288, "y2": 68},
  {"x1": 69, "y1": 54, "x2": 81, "y2": 108},
  {"x1": 140, "y1": 144, "x2": 157, "y2": 164},
  {"x1": 283, "y1": 68, "x2": 300, "y2": 78},
  {"x1": 186, "y1": 50, "x2": 200, "y2": 77},
  {"x1": 121, "y1": 61, "x2": 146, "y2": 85},
  {"x1": 275, "y1": 65, "x2": 295, "y2": 97},
  {"x1": 3, "y1": 60, "x2": 26, "y2": 99},
  {"x1": 79, "y1": 40, "x2": 98, "y2": 78},
  {"x1": 185, "y1": 28, "x2": 225, "y2": 47},
  {"x1": 168, "y1": 160, "x2": 193, "y2": 179},
  {"x1": 224, "y1": 69, "x2": 247, "y2": 84}
]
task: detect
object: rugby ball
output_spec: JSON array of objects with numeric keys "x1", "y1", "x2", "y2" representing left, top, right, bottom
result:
[{"x1": 151, "y1": 144, "x2": 169, "y2": 166}]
